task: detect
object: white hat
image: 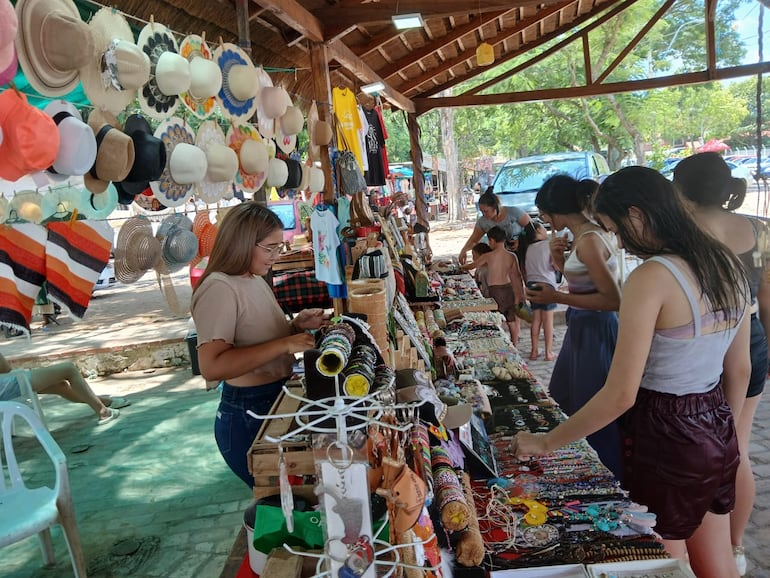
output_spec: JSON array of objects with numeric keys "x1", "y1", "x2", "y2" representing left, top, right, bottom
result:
[
  {"x1": 280, "y1": 106, "x2": 304, "y2": 136},
  {"x1": 256, "y1": 67, "x2": 275, "y2": 138},
  {"x1": 169, "y1": 143, "x2": 207, "y2": 185},
  {"x1": 179, "y1": 34, "x2": 221, "y2": 119},
  {"x1": 239, "y1": 139, "x2": 268, "y2": 175},
  {"x1": 43, "y1": 100, "x2": 97, "y2": 177},
  {"x1": 299, "y1": 163, "x2": 311, "y2": 191},
  {"x1": 225, "y1": 123, "x2": 267, "y2": 193},
  {"x1": 214, "y1": 43, "x2": 259, "y2": 122},
  {"x1": 261, "y1": 86, "x2": 289, "y2": 119},
  {"x1": 155, "y1": 52, "x2": 191, "y2": 96},
  {"x1": 309, "y1": 166, "x2": 325, "y2": 193},
  {"x1": 137, "y1": 22, "x2": 183, "y2": 120},
  {"x1": 266, "y1": 157, "x2": 288, "y2": 188},
  {"x1": 150, "y1": 116, "x2": 197, "y2": 207}
]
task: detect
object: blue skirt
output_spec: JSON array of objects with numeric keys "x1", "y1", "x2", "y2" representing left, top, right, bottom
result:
[{"x1": 549, "y1": 308, "x2": 622, "y2": 480}]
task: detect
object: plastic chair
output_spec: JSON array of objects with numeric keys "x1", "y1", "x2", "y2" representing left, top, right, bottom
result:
[
  {"x1": 10, "y1": 368, "x2": 48, "y2": 430},
  {"x1": 0, "y1": 401, "x2": 87, "y2": 577}
]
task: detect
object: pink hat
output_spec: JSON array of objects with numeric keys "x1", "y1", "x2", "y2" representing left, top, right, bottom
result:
[{"x1": 0, "y1": 0, "x2": 18, "y2": 86}]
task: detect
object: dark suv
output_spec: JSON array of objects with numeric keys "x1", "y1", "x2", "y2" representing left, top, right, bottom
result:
[{"x1": 491, "y1": 152, "x2": 611, "y2": 218}]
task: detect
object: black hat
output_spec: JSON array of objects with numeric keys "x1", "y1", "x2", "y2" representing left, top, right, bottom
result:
[{"x1": 117, "y1": 114, "x2": 167, "y2": 196}]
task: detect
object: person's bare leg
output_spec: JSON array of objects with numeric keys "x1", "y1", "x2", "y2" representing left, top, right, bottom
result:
[
  {"x1": 530, "y1": 310, "x2": 542, "y2": 359},
  {"x1": 731, "y1": 393, "x2": 762, "y2": 567},
  {"x1": 543, "y1": 310, "x2": 556, "y2": 360},
  {"x1": 29, "y1": 362, "x2": 110, "y2": 418},
  {"x1": 687, "y1": 512, "x2": 740, "y2": 578}
]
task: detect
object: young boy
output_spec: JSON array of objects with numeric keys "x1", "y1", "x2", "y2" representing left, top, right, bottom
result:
[
  {"x1": 471, "y1": 242, "x2": 492, "y2": 297},
  {"x1": 462, "y1": 227, "x2": 525, "y2": 344},
  {"x1": 524, "y1": 220, "x2": 557, "y2": 361}
]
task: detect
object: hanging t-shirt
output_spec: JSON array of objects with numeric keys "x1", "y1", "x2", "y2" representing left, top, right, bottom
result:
[
  {"x1": 332, "y1": 87, "x2": 364, "y2": 171},
  {"x1": 363, "y1": 107, "x2": 387, "y2": 186},
  {"x1": 310, "y1": 207, "x2": 344, "y2": 285},
  {"x1": 357, "y1": 105, "x2": 369, "y2": 173},
  {"x1": 375, "y1": 106, "x2": 390, "y2": 178}
]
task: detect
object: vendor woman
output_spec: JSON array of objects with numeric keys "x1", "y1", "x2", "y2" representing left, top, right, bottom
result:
[
  {"x1": 458, "y1": 191, "x2": 535, "y2": 265},
  {"x1": 192, "y1": 202, "x2": 328, "y2": 488}
]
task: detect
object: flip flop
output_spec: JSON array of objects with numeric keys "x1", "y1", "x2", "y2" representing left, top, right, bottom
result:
[
  {"x1": 104, "y1": 396, "x2": 131, "y2": 409},
  {"x1": 97, "y1": 408, "x2": 120, "y2": 425}
]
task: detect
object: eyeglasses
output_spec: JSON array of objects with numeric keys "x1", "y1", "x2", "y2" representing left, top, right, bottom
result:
[{"x1": 256, "y1": 243, "x2": 283, "y2": 257}]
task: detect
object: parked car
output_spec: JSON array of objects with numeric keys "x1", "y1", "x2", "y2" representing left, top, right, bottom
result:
[
  {"x1": 490, "y1": 152, "x2": 611, "y2": 218},
  {"x1": 92, "y1": 261, "x2": 117, "y2": 292},
  {"x1": 661, "y1": 158, "x2": 753, "y2": 187}
]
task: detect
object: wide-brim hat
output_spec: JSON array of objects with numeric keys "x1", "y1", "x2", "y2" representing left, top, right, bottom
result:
[
  {"x1": 190, "y1": 210, "x2": 218, "y2": 268},
  {"x1": 80, "y1": 183, "x2": 119, "y2": 220},
  {"x1": 284, "y1": 158, "x2": 302, "y2": 190},
  {"x1": 307, "y1": 101, "x2": 321, "y2": 161},
  {"x1": 395, "y1": 369, "x2": 472, "y2": 430},
  {"x1": 299, "y1": 162, "x2": 311, "y2": 191},
  {"x1": 225, "y1": 123, "x2": 267, "y2": 193},
  {"x1": 255, "y1": 66, "x2": 275, "y2": 138},
  {"x1": 10, "y1": 189, "x2": 44, "y2": 223},
  {"x1": 266, "y1": 157, "x2": 288, "y2": 188},
  {"x1": 274, "y1": 118, "x2": 297, "y2": 155},
  {"x1": 43, "y1": 100, "x2": 97, "y2": 178},
  {"x1": 308, "y1": 166, "x2": 325, "y2": 194},
  {"x1": 14, "y1": 0, "x2": 93, "y2": 97},
  {"x1": 214, "y1": 43, "x2": 259, "y2": 122},
  {"x1": 156, "y1": 213, "x2": 197, "y2": 273},
  {"x1": 115, "y1": 216, "x2": 162, "y2": 283},
  {"x1": 79, "y1": 8, "x2": 149, "y2": 115},
  {"x1": 39, "y1": 184, "x2": 87, "y2": 220},
  {"x1": 149, "y1": 117, "x2": 201, "y2": 208},
  {"x1": 180, "y1": 34, "x2": 220, "y2": 119},
  {"x1": 0, "y1": 89, "x2": 59, "y2": 181},
  {"x1": 137, "y1": 22, "x2": 183, "y2": 120},
  {"x1": 117, "y1": 114, "x2": 167, "y2": 201},
  {"x1": 84, "y1": 109, "x2": 135, "y2": 194},
  {"x1": 195, "y1": 120, "x2": 236, "y2": 204}
]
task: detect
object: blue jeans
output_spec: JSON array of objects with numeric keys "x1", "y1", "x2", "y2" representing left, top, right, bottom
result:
[{"x1": 214, "y1": 380, "x2": 284, "y2": 488}]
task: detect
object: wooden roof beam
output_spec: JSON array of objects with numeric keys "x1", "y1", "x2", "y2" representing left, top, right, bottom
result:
[{"x1": 250, "y1": 0, "x2": 325, "y2": 43}]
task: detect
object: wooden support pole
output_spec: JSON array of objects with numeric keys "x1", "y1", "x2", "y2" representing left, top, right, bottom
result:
[
  {"x1": 309, "y1": 43, "x2": 336, "y2": 205},
  {"x1": 407, "y1": 112, "x2": 429, "y2": 230},
  {"x1": 235, "y1": 0, "x2": 252, "y2": 56}
]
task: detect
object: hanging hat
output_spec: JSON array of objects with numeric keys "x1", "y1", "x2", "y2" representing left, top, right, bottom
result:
[
  {"x1": 79, "y1": 8, "x2": 150, "y2": 115},
  {"x1": 283, "y1": 158, "x2": 302, "y2": 190},
  {"x1": 114, "y1": 114, "x2": 167, "y2": 205},
  {"x1": 255, "y1": 66, "x2": 275, "y2": 138},
  {"x1": 39, "y1": 184, "x2": 87, "y2": 220},
  {"x1": 214, "y1": 42, "x2": 259, "y2": 122},
  {"x1": 299, "y1": 162, "x2": 311, "y2": 191},
  {"x1": 191, "y1": 210, "x2": 218, "y2": 268},
  {"x1": 308, "y1": 166, "x2": 325, "y2": 193},
  {"x1": 84, "y1": 109, "x2": 135, "y2": 194},
  {"x1": 150, "y1": 117, "x2": 206, "y2": 208},
  {"x1": 137, "y1": 22, "x2": 189, "y2": 120},
  {"x1": 195, "y1": 120, "x2": 237, "y2": 204},
  {"x1": 314, "y1": 121, "x2": 333, "y2": 147},
  {"x1": 43, "y1": 100, "x2": 97, "y2": 178},
  {"x1": 307, "y1": 101, "x2": 321, "y2": 161},
  {"x1": 0, "y1": 0, "x2": 18, "y2": 87},
  {"x1": 14, "y1": 0, "x2": 94, "y2": 96},
  {"x1": 10, "y1": 190, "x2": 44, "y2": 223},
  {"x1": 180, "y1": 34, "x2": 221, "y2": 119},
  {"x1": 266, "y1": 157, "x2": 288, "y2": 188},
  {"x1": 280, "y1": 105, "x2": 304, "y2": 136},
  {"x1": 80, "y1": 183, "x2": 119, "y2": 220},
  {"x1": 156, "y1": 213, "x2": 197, "y2": 273},
  {"x1": 0, "y1": 90, "x2": 59, "y2": 181},
  {"x1": 114, "y1": 216, "x2": 162, "y2": 283},
  {"x1": 226, "y1": 123, "x2": 268, "y2": 193},
  {"x1": 261, "y1": 86, "x2": 289, "y2": 119}
]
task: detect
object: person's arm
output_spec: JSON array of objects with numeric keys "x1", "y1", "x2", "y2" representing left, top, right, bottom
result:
[
  {"x1": 458, "y1": 225, "x2": 486, "y2": 265},
  {"x1": 512, "y1": 265, "x2": 660, "y2": 457},
  {"x1": 509, "y1": 253, "x2": 525, "y2": 303},
  {"x1": 722, "y1": 309, "x2": 751, "y2": 420},
  {"x1": 460, "y1": 252, "x2": 488, "y2": 272},
  {"x1": 549, "y1": 233, "x2": 569, "y2": 272},
  {"x1": 0, "y1": 352, "x2": 11, "y2": 374},
  {"x1": 758, "y1": 270, "x2": 770, "y2": 353}
]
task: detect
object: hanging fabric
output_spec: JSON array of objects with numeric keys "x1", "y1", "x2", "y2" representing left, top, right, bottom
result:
[
  {"x1": 332, "y1": 86, "x2": 365, "y2": 171},
  {"x1": 363, "y1": 107, "x2": 387, "y2": 186},
  {"x1": 0, "y1": 222, "x2": 47, "y2": 335}
]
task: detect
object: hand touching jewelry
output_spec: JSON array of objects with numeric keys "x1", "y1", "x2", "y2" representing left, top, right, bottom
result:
[
  {"x1": 510, "y1": 431, "x2": 551, "y2": 460},
  {"x1": 293, "y1": 308, "x2": 331, "y2": 331}
]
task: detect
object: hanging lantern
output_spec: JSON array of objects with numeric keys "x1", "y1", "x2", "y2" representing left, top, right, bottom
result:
[{"x1": 476, "y1": 42, "x2": 495, "y2": 66}]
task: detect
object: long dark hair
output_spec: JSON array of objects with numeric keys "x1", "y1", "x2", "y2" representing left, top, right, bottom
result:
[
  {"x1": 594, "y1": 167, "x2": 748, "y2": 319},
  {"x1": 536, "y1": 174, "x2": 598, "y2": 215},
  {"x1": 478, "y1": 191, "x2": 501, "y2": 214}
]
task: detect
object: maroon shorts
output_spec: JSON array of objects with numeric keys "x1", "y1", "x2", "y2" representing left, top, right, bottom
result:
[
  {"x1": 488, "y1": 284, "x2": 517, "y2": 321},
  {"x1": 622, "y1": 385, "x2": 739, "y2": 540}
]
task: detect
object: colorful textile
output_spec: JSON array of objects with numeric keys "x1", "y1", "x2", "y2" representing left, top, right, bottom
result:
[
  {"x1": 332, "y1": 86, "x2": 364, "y2": 171},
  {"x1": 310, "y1": 207, "x2": 343, "y2": 285},
  {"x1": 0, "y1": 223, "x2": 47, "y2": 334},
  {"x1": 271, "y1": 269, "x2": 332, "y2": 313},
  {"x1": 45, "y1": 220, "x2": 113, "y2": 318}
]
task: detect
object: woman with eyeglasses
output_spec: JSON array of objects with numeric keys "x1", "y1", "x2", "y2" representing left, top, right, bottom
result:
[{"x1": 192, "y1": 202, "x2": 329, "y2": 487}]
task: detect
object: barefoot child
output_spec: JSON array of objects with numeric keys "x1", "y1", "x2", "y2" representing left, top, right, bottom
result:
[
  {"x1": 463, "y1": 227, "x2": 525, "y2": 344},
  {"x1": 471, "y1": 242, "x2": 492, "y2": 297},
  {"x1": 524, "y1": 221, "x2": 558, "y2": 361}
]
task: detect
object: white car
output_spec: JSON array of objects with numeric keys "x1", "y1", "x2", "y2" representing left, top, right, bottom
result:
[{"x1": 92, "y1": 262, "x2": 117, "y2": 292}]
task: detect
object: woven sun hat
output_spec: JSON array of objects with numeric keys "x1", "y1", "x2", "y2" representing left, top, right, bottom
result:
[
  {"x1": 156, "y1": 213, "x2": 197, "y2": 273},
  {"x1": 226, "y1": 123, "x2": 268, "y2": 193},
  {"x1": 150, "y1": 117, "x2": 204, "y2": 208},
  {"x1": 0, "y1": 0, "x2": 18, "y2": 87},
  {"x1": 266, "y1": 157, "x2": 288, "y2": 188},
  {"x1": 84, "y1": 108, "x2": 135, "y2": 194},
  {"x1": 213, "y1": 42, "x2": 259, "y2": 122},
  {"x1": 308, "y1": 166, "x2": 325, "y2": 193},
  {"x1": 190, "y1": 210, "x2": 218, "y2": 267},
  {"x1": 14, "y1": 0, "x2": 93, "y2": 97},
  {"x1": 79, "y1": 8, "x2": 150, "y2": 115},
  {"x1": 39, "y1": 184, "x2": 87, "y2": 220},
  {"x1": 43, "y1": 100, "x2": 97, "y2": 178},
  {"x1": 255, "y1": 66, "x2": 276, "y2": 138},
  {"x1": 179, "y1": 34, "x2": 221, "y2": 119},
  {"x1": 115, "y1": 114, "x2": 167, "y2": 204},
  {"x1": 280, "y1": 105, "x2": 304, "y2": 136},
  {"x1": 115, "y1": 216, "x2": 162, "y2": 283},
  {"x1": 195, "y1": 120, "x2": 237, "y2": 204},
  {"x1": 80, "y1": 182, "x2": 119, "y2": 220},
  {"x1": 0, "y1": 89, "x2": 58, "y2": 181},
  {"x1": 137, "y1": 22, "x2": 190, "y2": 120},
  {"x1": 261, "y1": 86, "x2": 289, "y2": 120},
  {"x1": 10, "y1": 189, "x2": 44, "y2": 223}
]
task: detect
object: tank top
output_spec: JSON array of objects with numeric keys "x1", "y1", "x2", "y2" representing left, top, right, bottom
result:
[
  {"x1": 640, "y1": 256, "x2": 746, "y2": 396},
  {"x1": 563, "y1": 230, "x2": 618, "y2": 300},
  {"x1": 737, "y1": 217, "x2": 763, "y2": 304}
]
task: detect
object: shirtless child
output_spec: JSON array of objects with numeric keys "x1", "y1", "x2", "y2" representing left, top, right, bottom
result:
[{"x1": 462, "y1": 226, "x2": 525, "y2": 344}]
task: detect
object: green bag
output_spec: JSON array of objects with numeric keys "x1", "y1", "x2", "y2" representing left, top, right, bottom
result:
[{"x1": 252, "y1": 504, "x2": 325, "y2": 554}]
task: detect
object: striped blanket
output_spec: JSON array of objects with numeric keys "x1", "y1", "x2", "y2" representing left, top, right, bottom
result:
[{"x1": 0, "y1": 223, "x2": 47, "y2": 335}]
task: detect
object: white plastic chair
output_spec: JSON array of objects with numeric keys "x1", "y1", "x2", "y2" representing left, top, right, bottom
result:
[
  {"x1": 0, "y1": 401, "x2": 87, "y2": 577},
  {"x1": 10, "y1": 368, "x2": 48, "y2": 430}
]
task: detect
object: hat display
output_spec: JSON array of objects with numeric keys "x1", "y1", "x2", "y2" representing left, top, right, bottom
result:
[
  {"x1": 79, "y1": 8, "x2": 150, "y2": 115},
  {"x1": 214, "y1": 43, "x2": 259, "y2": 122},
  {"x1": 395, "y1": 369, "x2": 473, "y2": 429},
  {"x1": 283, "y1": 158, "x2": 302, "y2": 190},
  {"x1": 261, "y1": 86, "x2": 289, "y2": 119},
  {"x1": 226, "y1": 123, "x2": 267, "y2": 193},
  {"x1": 299, "y1": 162, "x2": 311, "y2": 191},
  {"x1": 43, "y1": 100, "x2": 97, "y2": 178},
  {"x1": 39, "y1": 184, "x2": 87, "y2": 220},
  {"x1": 10, "y1": 190, "x2": 44, "y2": 223},
  {"x1": 0, "y1": 90, "x2": 59, "y2": 181},
  {"x1": 280, "y1": 106, "x2": 304, "y2": 136},
  {"x1": 81, "y1": 183, "x2": 119, "y2": 220},
  {"x1": 0, "y1": 0, "x2": 18, "y2": 87},
  {"x1": 266, "y1": 157, "x2": 288, "y2": 188},
  {"x1": 115, "y1": 114, "x2": 167, "y2": 204},
  {"x1": 156, "y1": 213, "x2": 198, "y2": 273},
  {"x1": 255, "y1": 66, "x2": 275, "y2": 138},
  {"x1": 14, "y1": 0, "x2": 94, "y2": 96},
  {"x1": 308, "y1": 166, "x2": 325, "y2": 194},
  {"x1": 190, "y1": 210, "x2": 218, "y2": 268},
  {"x1": 307, "y1": 100, "x2": 320, "y2": 161},
  {"x1": 114, "y1": 216, "x2": 162, "y2": 283},
  {"x1": 137, "y1": 22, "x2": 189, "y2": 120},
  {"x1": 195, "y1": 120, "x2": 237, "y2": 204},
  {"x1": 84, "y1": 109, "x2": 135, "y2": 194},
  {"x1": 150, "y1": 117, "x2": 205, "y2": 208},
  {"x1": 180, "y1": 34, "x2": 221, "y2": 119}
]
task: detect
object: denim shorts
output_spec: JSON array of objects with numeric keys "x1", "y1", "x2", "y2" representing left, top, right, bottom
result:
[
  {"x1": 748, "y1": 313, "x2": 768, "y2": 398},
  {"x1": 214, "y1": 379, "x2": 284, "y2": 488},
  {"x1": 0, "y1": 374, "x2": 21, "y2": 401},
  {"x1": 531, "y1": 302, "x2": 557, "y2": 312}
]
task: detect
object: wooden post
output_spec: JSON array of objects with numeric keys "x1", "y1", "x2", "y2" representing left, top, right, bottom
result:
[
  {"x1": 407, "y1": 112, "x2": 429, "y2": 231},
  {"x1": 309, "y1": 43, "x2": 335, "y2": 206},
  {"x1": 235, "y1": 0, "x2": 252, "y2": 57}
]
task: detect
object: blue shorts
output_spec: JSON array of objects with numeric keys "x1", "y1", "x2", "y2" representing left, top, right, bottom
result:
[
  {"x1": 531, "y1": 302, "x2": 557, "y2": 312},
  {"x1": 0, "y1": 374, "x2": 21, "y2": 401}
]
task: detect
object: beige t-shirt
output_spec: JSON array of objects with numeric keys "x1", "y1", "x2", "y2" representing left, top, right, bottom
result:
[{"x1": 191, "y1": 272, "x2": 293, "y2": 385}]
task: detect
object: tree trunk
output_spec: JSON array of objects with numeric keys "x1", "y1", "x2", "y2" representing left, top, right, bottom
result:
[{"x1": 440, "y1": 89, "x2": 463, "y2": 222}]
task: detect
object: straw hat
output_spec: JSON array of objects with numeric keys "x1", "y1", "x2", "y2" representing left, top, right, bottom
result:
[
  {"x1": 274, "y1": 117, "x2": 297, "y2": 155},
  {"x1": 150, "y1": 117, "x2": 205, "y2": 208},
  {"x1": 261, "y1": 86, "x2": 289, "y2": 119},
  {"x1": 137, "y1": 22, "x2": 189, "y2": 120},
  {"x1": 39, "y1": 184, "x2": 87, "y2": 220},
  {"x1": 213, "y1": 42, "x2": 259, "y2": 122},
  {"x1": 0, "y1": 89, "x2": 58, "y2": 181},
  {"x1": 280, "y1": 105, "x2": 304, "y2": 136},
  {"x1": 114, "y1": 216, "x2": 162, "y2": 283},
  {"x1": 10, "y1": 190, "x2": 44, "y2": 223},
  {"x1": 255, "y1": 66, "x2": 275, "y2": 138},
  {"x1": 156, "y1": 213, "x2": 197, "y2": 273},
  {"x1": 308, "y1": 166, "x2": 325, "y2": 193},
  {"x1": 190, "y1": 210, "x2": 218, "y2": 268},
  {"x1": 43, "y1": 100, "x2": 97, "y2": 178},
  {"x1": 79, "y1": 8, "x2": 150, "y2": 115},
  {"x1": 195, "y1": 120, "x2": 237, "y2": 204},
  {"x1": 266, "y1": 157, "x2": 288, "y2": 188},
  {"x1": 225, "y1": 123, "x2": 267, "y2": 193},
  {"x1": 0, "y1": 0, "x2": 18, "y2": 87},
  {"x1": 179, "y1": 34, "x2": 221, "y2": 119},
  {"x1": 114, "y1": 114, "x2": 167, "y2": 203},
  {"x1": 314, "y1": 121, "x2": 333, "y2": 147},
  {"x1": 84, "y1": 109, "x2": 135, "y2": 194},
  {"x1": 14, "y1": 0, "x2": 93, "y2": 96}
]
